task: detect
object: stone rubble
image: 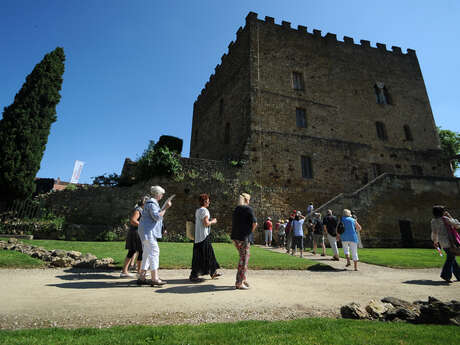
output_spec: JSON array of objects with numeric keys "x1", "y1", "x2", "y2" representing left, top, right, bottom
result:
[
  {"x1": 341, "y1": 296, "x2": 460, "y2": 326},
  {"x1": 0, "y1": 238, "x2": 114, "y2": 269}
]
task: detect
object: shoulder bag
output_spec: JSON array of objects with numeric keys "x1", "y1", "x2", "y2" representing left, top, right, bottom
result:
[{"x1": 441, "y1": 217, "x2": 460, "y2": 256}]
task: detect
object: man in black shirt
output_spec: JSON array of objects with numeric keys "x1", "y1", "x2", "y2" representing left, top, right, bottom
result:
[
  {"x1": 231, "y1": 193, "x2": 257, "y2": 290},
  {"x1": 323, "y1": 209, "x2": 339, "y2": 261}
]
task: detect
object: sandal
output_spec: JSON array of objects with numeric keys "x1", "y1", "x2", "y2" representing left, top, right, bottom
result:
[
  {"x1": 151, "y1": 280, "x2": 167, "y2": 286},
  {"x1": 136, "y1": 278, "x2": 152, "y2": 286},
  {"x1": 211, "y1": 272, "x2": 223, "y2": 279}
]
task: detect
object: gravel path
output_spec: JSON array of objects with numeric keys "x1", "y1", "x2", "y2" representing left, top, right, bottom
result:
[{"x1": 1, "y1": 247, "x2": 458, "y2": 330}]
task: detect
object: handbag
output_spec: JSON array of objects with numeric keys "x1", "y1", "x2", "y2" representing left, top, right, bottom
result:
[
  {"x1": 441, "y1": 217, "x2": 460, "y2": 256},
  {"x1": 336, "y1": 217, "x2": 345, "y2": 235}
]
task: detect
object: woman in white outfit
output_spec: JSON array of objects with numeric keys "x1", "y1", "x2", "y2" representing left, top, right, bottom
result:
[{"x1": 137, "y1": 185, "x2": 172, "y2": 286}]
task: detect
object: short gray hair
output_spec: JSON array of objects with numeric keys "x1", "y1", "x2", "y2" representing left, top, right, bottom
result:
[
  {"x1": 150, "y1": 185, "x2": 165, "y2": 197},
  {"x1": 343, "y1": 209, "x2": 351, "y2": 217}
]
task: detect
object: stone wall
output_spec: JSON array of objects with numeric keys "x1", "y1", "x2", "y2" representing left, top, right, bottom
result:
[{"x1": 315, "y1": 174, "x2": 460, "y2": 247}]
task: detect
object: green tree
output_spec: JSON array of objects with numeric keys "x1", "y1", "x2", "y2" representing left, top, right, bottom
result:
[
  {"x1": 0, "y1": 47, "x2": 65, "y2": 202},
  {"x1": 438, "y1": 127, "x2": 460, "y2": 172},
  {"x1": 135, "y1": 140, "x2": 182, "y2": 181}
]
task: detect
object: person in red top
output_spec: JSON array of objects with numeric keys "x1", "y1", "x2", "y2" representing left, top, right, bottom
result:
[{"x1": 264, "y1": 217, "x2": 273, "y2": 247}]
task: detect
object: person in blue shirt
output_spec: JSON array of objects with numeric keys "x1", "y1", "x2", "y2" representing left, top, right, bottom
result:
[
  {"x1": 338, "y1": 209, "x2": 362, "y2": 271},
  {"x1": 137, "y1": 185, "x2": 172, "y2": 286},
  {"x1": 291, "y1": 211, "x2": 306, "y2": 257}
]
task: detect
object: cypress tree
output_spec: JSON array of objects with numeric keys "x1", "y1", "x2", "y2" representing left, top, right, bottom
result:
[{"x1": 0, "y1": 47, "x2": 65, "y2": 202}]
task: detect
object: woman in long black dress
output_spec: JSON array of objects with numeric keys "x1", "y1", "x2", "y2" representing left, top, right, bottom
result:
[
  {"x1": 189, "y1": 194, "x2": 222, "y2": 282},
  {"x1": 120, "y1": 196, "x2": 148, "y2": 278}
]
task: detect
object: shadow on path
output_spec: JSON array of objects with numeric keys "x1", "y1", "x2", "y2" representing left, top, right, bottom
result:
[
  {"x1": 56, "y1": 273, "x2": 119, "y2": 281},
  {"x1": 155, "y1": 284, "x2": 235, "y2": 294},
  {"x1": 403, "y1": 279, "x2": 453, "y2": 286},
  {"x1": 46, "y1": 281, "x2": 138, "y2": 289}
]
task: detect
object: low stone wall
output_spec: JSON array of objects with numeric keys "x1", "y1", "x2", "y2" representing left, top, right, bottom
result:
[
  {"x1": 316, "y1": 174, "x2": 460, "y2": 248},
  {"x1": 0, "y1": 238, "x2": 114, "y2": 268},
  {"x1": 38, "y1": 158, "x2": 460, "y2": 247},
  {"x1": 341, "y1": 296, "x2": 460, "y2": 326}
]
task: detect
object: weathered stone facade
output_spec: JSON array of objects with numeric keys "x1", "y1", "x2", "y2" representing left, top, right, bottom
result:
[
  {"x1": 315, "y1": 174, "x2": 460, "y2": 248},
  {"x1": 190, "y1": 12, "x2": 452, "y2": 208}
]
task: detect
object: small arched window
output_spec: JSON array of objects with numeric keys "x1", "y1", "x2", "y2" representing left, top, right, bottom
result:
[
  {"x1": 224, "y1": 123, "x2": 230, "y2": 145},
  {"x1": 374, "y1": 82, "x2": 391, "y2": 105},
  {"x1": 375, "y1": 121, "x2": 388, "y2": 141},
  {"x1": 219, "y1": 99, "x2": 224, "y2": 116},
  {"x1": 403, "y1": 125, "x2": 413, "y2": 141}
]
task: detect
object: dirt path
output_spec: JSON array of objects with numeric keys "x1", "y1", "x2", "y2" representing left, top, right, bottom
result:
[{"x1": 1, "y1": 247, "x2": 457, "y2": 329}]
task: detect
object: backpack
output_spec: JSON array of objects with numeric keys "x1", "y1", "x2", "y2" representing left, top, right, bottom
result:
[
  {"x1": 336, "y1": 217, "x2": 345, "y2": 235},
  {"x1": 314, "y1": 219, "x2": 323, "y2": 234}
]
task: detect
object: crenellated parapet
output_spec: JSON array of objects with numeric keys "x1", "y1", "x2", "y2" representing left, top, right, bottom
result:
[
  {"x1": 195, "y1": 11, "x2": 418, "y2": 106},
  {"x1": 245, "y1": 11, "x2": 416, "y2": 56}
]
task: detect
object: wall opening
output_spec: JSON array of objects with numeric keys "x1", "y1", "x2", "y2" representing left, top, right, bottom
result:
[{"x1": 399, "y1": 220, "x2": 414, "y2": 248}]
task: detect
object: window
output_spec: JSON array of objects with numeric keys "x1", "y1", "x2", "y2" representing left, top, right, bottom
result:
[
  {"x1": 296, "y1": 108, "x2": 307, "y2": 128},
  {"x1": 403, "y1": 125, "x2": 413, "y2": 141},
  {"x1": 301, "y1": 156, "x2": 313, "y2": 179},
  {"x1": 374, "y1": 82, "x2": 390, "y2": 104},
  {"x1": 411, "y1": 165, "x2": 423, "y2": 176},
  {"x1": 219, "y1": 99, "x2": 224, "y2": 116},
  {"x1": 292, "y1": 72, "x2": 304, "y2": 90},
  {"x1": 372, "y1": 163, "x2": 383, "y2": 178},
  {"x1": 375, "y1": 121, "x2": 388, "y2": 141},
  {"x1": 224, "y1": 123, "x2": 230, "y2": 145}
]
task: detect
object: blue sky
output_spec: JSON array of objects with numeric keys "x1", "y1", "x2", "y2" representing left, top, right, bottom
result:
[{"x1": 1, "y1": 0, "x2": 459, "y2": 183}]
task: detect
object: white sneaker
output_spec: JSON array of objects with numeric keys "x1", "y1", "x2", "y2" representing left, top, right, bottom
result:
[{"x1": 120, "y1": 272, "x2": 135, "y2": 278}]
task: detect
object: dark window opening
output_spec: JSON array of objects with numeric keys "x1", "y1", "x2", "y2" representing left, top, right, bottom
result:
[
  {"x1": 372, "y1": 163, "x2": 383, "y2": 178},
  {"x1": 292, "y1": 72, "x2": 304, "y2": 90},
  {"x1": 411, "y1": 165, "x2": 423, "y2": 176},
  {"x1": 399, "y1": 220, "x2": 414, "y2": 248},
  {"x1": 374, "y1": 82, "x2": 391, "y2": 104},
  {"x1": 301, "y1": 156, "x2": 313, "y2": 179},
  {"x1": 219, "y1": 99, "x2": 224, "y2": 116},
  {"x1": 375, "y1": 121, "x2": 388, "y2": 141},
  {"x1": 224, "y1": 123, "x2": 230, "y2": 145},
  {"x1": 403, "y1": 125, "x2": 413, "y2": 141},
  {"x1": 296, "y1": 108, "x2": 307, "y2": 128}
]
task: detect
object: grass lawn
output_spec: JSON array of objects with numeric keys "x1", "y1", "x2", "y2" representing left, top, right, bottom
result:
[
  {"x1": 0, "y1": 250, "x2": 45, "y2": 269},
  {"x1": 321, "y1": 248, "x2": 445, "y2": 268},
  {"x1": 0, "y1": 318, "x2": 457, "y2": 345},
  {"x1": 18, "y1": 240, "x2": 317, "y2": 270}
]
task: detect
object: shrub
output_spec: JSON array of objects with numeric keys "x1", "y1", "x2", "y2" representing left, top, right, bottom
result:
[
  {"x1": 65, "y1": 184, "x2": 77, "y2": 191},
  {"x1": 92, "y1": 173, "x2": 120, "y2": 187},
  {"x1": 159, "y1": 232, "x2": 190, "y2": 243},
  {"x1": 135, "y1": 141, "x2": 182, "y2": 181},
  {"x1": 187, "y1": 169, "x2": 199, "y2": 179},
  {"x1": 210, "y1": 230, "x2": 232, "y2": 243},
  {"x1": 212, "y1": 171, "x2": 225, "y2": 182}
]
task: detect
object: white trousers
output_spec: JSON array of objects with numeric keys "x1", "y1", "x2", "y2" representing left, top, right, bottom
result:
[
  {"x1": 342, "y1": 241, "x2": 359, "y2": 261},
  {"x1": 327, "y1": 234, "x2": 339, "y2": 257},
  {"x1": 142, "y1": 238, "x2": 160, "y2": 271}
]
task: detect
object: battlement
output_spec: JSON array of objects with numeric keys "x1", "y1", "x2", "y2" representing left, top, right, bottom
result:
[
  {"x1": 245, "y1": 11, "x2": 416, "y2": 56},
  {"x1": 195, "y1": 12, "x2": 418, "y2": 106}
]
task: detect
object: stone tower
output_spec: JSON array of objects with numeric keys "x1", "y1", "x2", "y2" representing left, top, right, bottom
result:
[{"x1": 190, "y1": 12, "x2": 451, "y2": 207}]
